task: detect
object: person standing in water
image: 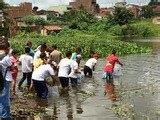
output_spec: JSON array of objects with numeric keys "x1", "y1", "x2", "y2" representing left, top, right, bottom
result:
[
  {"x1": 18, "y1": 47, "x2": 33, "y2": 90},
  {"x1": 0, "y1": 37, "x2": 13, "y2": 119},
  {"x1": 71, "y1": 47, "x2": 82, "y2": 66},
  {"x1": 104, "y1": 50, "x2": 123, "y2": 83},
  {"x1": 84, "y1": 54, "x2": 99, "y2": 78}
]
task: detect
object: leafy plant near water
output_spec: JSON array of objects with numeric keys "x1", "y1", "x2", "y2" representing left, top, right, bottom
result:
[{"x1": 10, "y1": 29, "x2": 151, "y2": 58}]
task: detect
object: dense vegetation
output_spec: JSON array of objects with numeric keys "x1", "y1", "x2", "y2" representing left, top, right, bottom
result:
[
  {"x1": 10, "y1": 7, "x2": 160, "y2": 57},
  {"x1": 10, "y1": 29, "x2": 151, "y2": 58},
  {"x1": 23, "y1": 7, "x2": 160, "y2": 37}
]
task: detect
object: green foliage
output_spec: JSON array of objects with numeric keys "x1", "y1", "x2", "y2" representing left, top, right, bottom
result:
[
  {"x1": 88, "y1": 19, "x2": 112, "y2": 31},
  {"x1": 10, "y1": 30, "x2": 151, "y2": 58},
  {"x1": 149, "y1": 0, "x2": 160, "y2": 5},
  {"x1": 141, "y1": 5, "x2": 154, "y2": 18},
  {"x1": 108, "y1": 25, "x2": 123, "y2": 36},
  {"x1": 130, "y1": 24, "x2": 153, "y2": 37},
  {"x1": 22, "y1": 15, "x2": 35, "y2": 26},
  {"x1": 104, "y1": 20, "x2": 160, "y2": 37},
  {"x1": 0, "y1": 27, "x2": 9, "y2": 36},
  {"x1": 0, "y1": 0, "x2": 8, "y2": 9},
  {"x1": 61, "y1": 9, "x2": 96, "y2": 30},
  {"x1": 34, "y1": 17, "x2": 46, "y2": 26},
  {"x1": 47, "y1": 13, "x2": 58, "y2": 21},
  {"x1": 108, "y1": 7, "x2": 134, "y2": 26},
  {"x1": 23, "y1": 15, "x2": 46, "y2": 26}
]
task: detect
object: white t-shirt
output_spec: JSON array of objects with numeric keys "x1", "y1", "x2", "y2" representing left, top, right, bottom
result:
[
  {"x1": 34, "y1": 50, "x2": 41, "y2": 60},
  {"x1": 85, "y1": 58, "x2": 97, "y2": 69},
  {"x1": 58, "y1": 58, "x2": 71, "y2": 78},
  {"x1": 68, "y1": 60, "x2": 78, "y2": 78},
  {"x1": 32, "y1": 64, "x2": 55, "y2": 81},
  {"x1": 19, "y1": 54, "x2": 33, "y2": 73},
  {"x1": 0, "y1": 55, "x2": 12, "y2": 81}
]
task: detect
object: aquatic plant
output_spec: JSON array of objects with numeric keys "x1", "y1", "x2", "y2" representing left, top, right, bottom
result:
[
  {"x1": 109, "y1": 103, "x2": 136, "y2": 120},
  {"x1": 10, "y1": 30, "x2": 151, "y2": 58}
]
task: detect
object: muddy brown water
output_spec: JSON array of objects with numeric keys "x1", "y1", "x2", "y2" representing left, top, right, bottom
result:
[{"x1": 11, "y1": 38, "x2": 160, "y2": 120}]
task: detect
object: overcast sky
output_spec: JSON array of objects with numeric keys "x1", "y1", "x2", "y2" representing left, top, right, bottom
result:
[{"x1": 4, "y1": 0, "x2": 150, "y2": 9}]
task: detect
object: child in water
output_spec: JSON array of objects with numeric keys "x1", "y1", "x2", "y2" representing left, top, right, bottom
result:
[{"x1": 10, "y1": 49, "x2": 18, "y2": 95}]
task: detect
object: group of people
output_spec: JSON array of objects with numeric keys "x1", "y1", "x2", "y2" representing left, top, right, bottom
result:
[
  {"x1": 0, "y1": 36, "x2": 122, "y2": 119},
  {"x1": 10, "y1": 41, "x2": 101, "y2": 99}
]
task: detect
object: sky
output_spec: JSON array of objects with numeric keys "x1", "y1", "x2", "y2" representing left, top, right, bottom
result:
[{"x1": 4, "y1": 0, "x2": 150, "y2": 9}]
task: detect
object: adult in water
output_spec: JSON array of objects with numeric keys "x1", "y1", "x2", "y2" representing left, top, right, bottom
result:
[
  {"x1": 104, "y1": 50, "x2": 123, "y2": 83},
  {"x1": 0, "y1": 36, "x2": 13, "y2": 119}
]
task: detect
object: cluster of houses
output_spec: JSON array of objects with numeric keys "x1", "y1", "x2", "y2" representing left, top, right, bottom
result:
[{"x1": 0, "y1": 0, "x2": 160, "y2": 37}]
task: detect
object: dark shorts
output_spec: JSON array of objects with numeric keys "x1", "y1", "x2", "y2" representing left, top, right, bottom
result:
[
  {"x1": 84, "y1": 65, "x2": 92, "y2": 77},
  {"x1": 59, "y1": 77, "x2": 69, "y2": 88},
  {"x1": 32, "y1": 80, "x2": 48, "y2": 99}
]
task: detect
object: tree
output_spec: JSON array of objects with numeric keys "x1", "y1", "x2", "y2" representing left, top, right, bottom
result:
[
  {"x1": 60, "y1": 8, "x2": 96, "y2": 30},
  {"x1": 34, "y1": 17, "x2": 46, "y2": 26},
  {"x1": 23, "y1": 15, "x2": 46, "y2": 26},
  {"x1": 149, "y1": 0, "x2": 160, "y2": 5},
  {"x1": 0, "y1": 0, "x2": 8, "y2": 9},
  {"x1": 23, "y1": 15, "x2": 35, "y2": 26},
  {"x1": 47, "y1": 13, "x2": 58, "y2": 21},
  {"x1": 141, "y1": 5, "x2": 154, "y2": 18},
  {"x1": 0, "y1": 0, "x2": 10, "y2": 37},
  {"x1": 108, "y1": 7, "x2": 134, "y2": 26}
]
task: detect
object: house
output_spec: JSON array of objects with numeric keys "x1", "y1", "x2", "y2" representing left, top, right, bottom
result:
[
  {"x1": 41, "y1": 25, "x2": 62, "y2": 36},
  {"x1": 5, "y1": 2, "x2": 33, "y2": 19},
  {"x1": 149, "y1": 0, "x2": 160, "y2": 15},
  {"x1": 96, "y1": 7, "x2": 113, "y2": 18},
  {"x1": 48, "y1": 5, "x2": 71, "y2": 14},
  {"x1": 152, "y1": 16, "x2": 160, "y2": 24},
  {"x1": 69, "y1": 0, "x2": 98, "y2": 14},
  {"x1": 152, "y1": 5, "x2": 160, "y2": 15},
  {"x1": 33, "y1": 9, "x2": 61, "y2": 21},
  {"x1": 4, "y1": 2, "x2": 33, "y2": 36}
]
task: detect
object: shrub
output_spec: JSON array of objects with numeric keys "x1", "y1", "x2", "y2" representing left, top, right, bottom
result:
[{"x1": 108, "y1": 25, "x2": 123, "y2": 36}]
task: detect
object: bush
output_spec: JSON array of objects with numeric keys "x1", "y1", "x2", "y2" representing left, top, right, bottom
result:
[
  {"x1": 108, "y1": 25, "x2": 123, "y2": 36},
  {"x1": 130, "y1": 21, "x2": 154, "y2": 37},
  {"x1": 107, "y1": 21, "x2": 158, "y2": 37}
]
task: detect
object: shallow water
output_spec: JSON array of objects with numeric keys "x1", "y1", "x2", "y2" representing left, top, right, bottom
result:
[{"x1": 11, "y1": 38, "x2": 160, "y2": 120}]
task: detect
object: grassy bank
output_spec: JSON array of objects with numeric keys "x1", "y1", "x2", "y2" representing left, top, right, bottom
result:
[{"x1": 10, "y1": 28, "x2": 151, "y2": 58}]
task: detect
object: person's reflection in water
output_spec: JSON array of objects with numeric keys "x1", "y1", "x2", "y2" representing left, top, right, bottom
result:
[
  {"x1": 53, "y1": 102, "x2": 58, "y2": 119},
  {"x1": 35, "y1": 97, "x2": 49, "y2": 107},
  {"x1": 65, "y1": 96, "x2": 73, "y2": 120},
  {"x1": 105, "y1": 79, "x2": 117, "y2": 102},
  {"x1": 74, "y1": 89, "x2": 83, "y2": 114}
]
